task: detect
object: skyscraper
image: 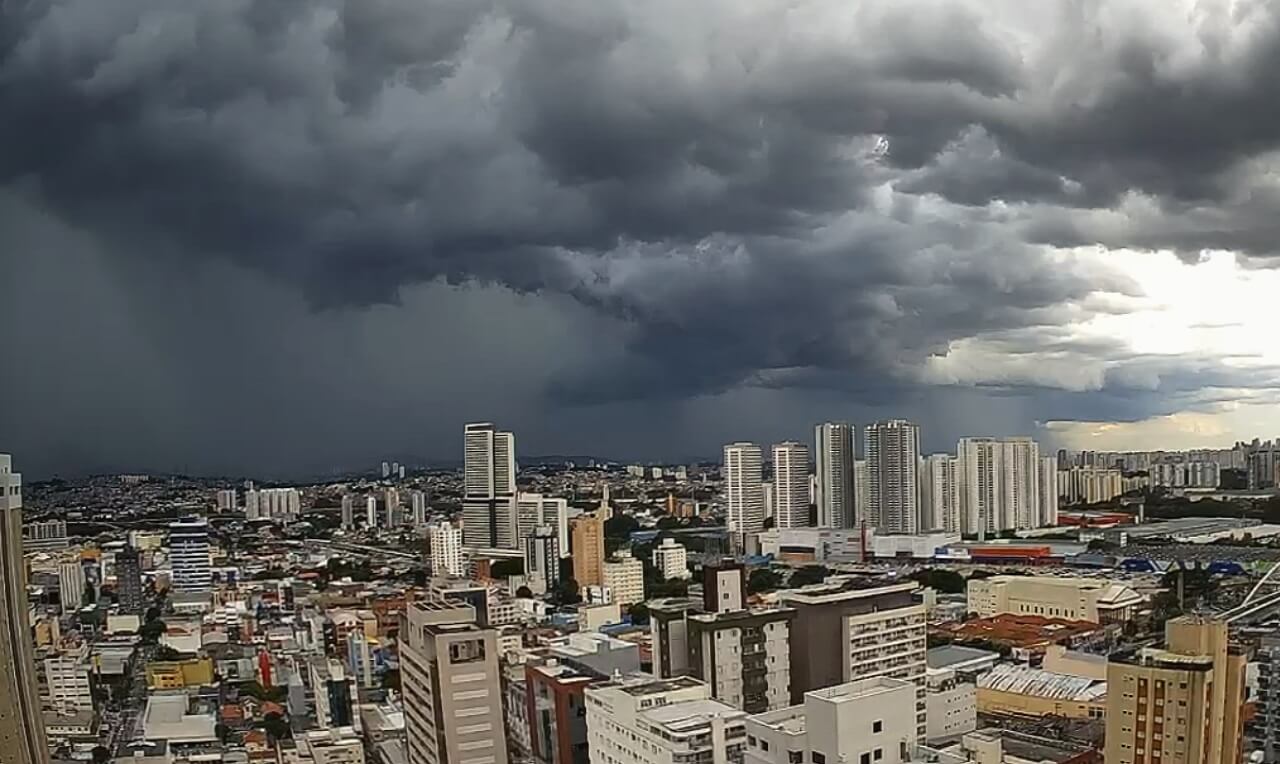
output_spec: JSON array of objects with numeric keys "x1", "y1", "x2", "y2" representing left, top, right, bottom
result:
[
  {"x1": 864, "y1": 420, "x2": 920, "y2": 534},
  {"x1": 59, "y1": 560, "x2": 86, "y2": 611},
  {"x1": 814, "y1": 423, "x2": 855, "y2": 528},
  {"x1": 516, "y1": 493, "x2": 569, "y2": 558},
  {"x1": 428, "y1": 522, "x2": 465, "y2": 577},
  {"x1": 772, "y1": 441, "x2": 810, "y2": 528},
  {"x1": 724, "y1": 442, "x2": 765, "y2": 537},
  {"x1": 462, "y1": 422, "x2": 519, "y2": 549},
  {"x1": 0, "y1": 455, "x2": 53, "y2": 764},
  {"x1": 524, "y1": 525, "x2": 562, "y2": 594},
  {"x1": 340, "y1": 494, "x2": 355, "y2": 529},
  {"x1": 921, "y1": 454, "x2": 959, "y2": 533},
  {"x1": 169, "y1": 517, "x2": 212, "y2": 593},
  {"x1": 115, "y1": 545, "x2": 145, "y2": 614}
]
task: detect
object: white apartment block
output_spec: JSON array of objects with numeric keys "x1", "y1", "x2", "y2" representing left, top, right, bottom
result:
[
  {"x1": 846, "y1": 606, "x2": 927, "y2": 739},
  {"x1": 1039, "y1": 457, "x2": 1058, "y2": 527},
  {"x1": 586, "y1": 675, "x2": 747, "y2": 764},
  {"x1": 44, "y1": 645, "x2": 95, "y2": 713},
  {"x1": 652, "y1": 537, "x2": 691, "y2": 580},
  {"x1": 215, "y1": 489, "x2": 237, "y2": 511},
  {"x1": 366, "y1": 496, "x2": 378, "y2": 529},
  {"x1": 1057, "y1": 467, "x2": 1125, "y2": 505},
  {"x1": 957, "y1": 438, "x2": 1046, "y2": 536},
  {"x1": 920, "y1": 454, "x2": 959, "y2": 533},
  {"x1": 602, "y1": 550, "x2": 645, "y2": 607},
  {"x1": 772, "y1": 442, "x2": 810, "y2": 529},
  {"x1": 854, "y1": 460, "x2": 870, "y2": 526},
  {"x1": 689, "y1": 608, "x2": 795, "y2": 713},
  {"x1": 744, "y1": 678, "x2": 918, "y2": 764},
  {"x1": 864, "y1": 421, "x2": 920, "y2": 534},
  {"x1": 411, "y1": 490, "x2": 428, "y2": 526},
  {"x1": 725, "y1": 443, "x2": 766, "y2": 537}
]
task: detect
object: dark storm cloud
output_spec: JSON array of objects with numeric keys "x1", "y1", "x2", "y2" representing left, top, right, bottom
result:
[{"x1": 5, "y1": 0, "x2": 1280, "y2": 474}]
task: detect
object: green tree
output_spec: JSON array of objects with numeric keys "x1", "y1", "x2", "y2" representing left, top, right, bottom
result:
[
  {"x1": 628, "y1": 602, "x2": 650, "y2": 625},
  {"x1": 262, "y1": 712, "x2": 291, "y2": 743},
  {"x1": 91, "y1": 746, "x2": 111, "y2": 764},
  {"x1": 910, "y1": 568, "x2": 966, "y2": 594},
  {"x1": 605, "y1": 514, "x2": 640, "y2": 539},
  {"x1": 747, "y1": 568, "x2": 783, "y2": 593},
  {"x1": 656, "y1": 516, "x2": 682, "y2": 530},
  {"x1": 552, "y1": 577, "x2": 582, "y2": 605},
  {"x1": 788, "y1": 565, "x2": 830, "y2": 588}
]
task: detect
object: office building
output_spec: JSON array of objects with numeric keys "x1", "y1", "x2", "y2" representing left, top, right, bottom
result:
[
  {"x1": 340, "y1": 495, "x2": 355, "y2": 530},
  {"x1": 524, "y1": 525, "x2": 562, "y2": 594},
  {"x1": 428, "y1": 522, "x2": 465, "y2": 577},
  {"x1": 400, "y1": 601, "x2": 508, "y2": 764},
  {"x1": 601, "y1": 549, "x2": 645, "y2": 607},
  {"x1": 169, "y1": 518, "x2": 212, "y2": 594},
  {"x1": 21, "y1": 519, "x2": 68, "y2": 552},
  {"x1": 517, "y1": 493, "x2": 570, "y2": 557},
  {"x1": 864, "y1": 421, "x2": 920, "y2": 534},
  {"x1": 780, "y1": 579, "x2": 927, "y2": 740},
  {"x1": 815, "y1": 422, "x2": 856, "y2": 529},
  {"x1": 688, "y1": 606, "x2": 796, "y2": 713},
  {"x1": 0, "y1": 454, "x2": 52, "y2": 764},
  {"x1": 463, "y1": 423, "x2": 519, "y2": 550},
  {"x1": 115, "y1": 545, "x2": 146, "y2": 614},
  {"x1": 967, "y1": 575, "x2": 1143, "y2": 624},
  {"x1": 652, "y1": 537, "x2": 691, "y2": 580},
  {"x1": 1039, "y1": 457, "x2": 1058, "y2": 527},
  {"x1": 366, "y1": 496, "x2": 378, "y2": 528},
  {"x1": 571, "y1": 513, "x2": 606, "y2": 588},
  {"x1": 725, "y1": 442, "x2": 766, "y2": 538},
  {"x1": 772, "y1": 442, "x2": 810, "y2": 529},
  {"x1": 585, "y1": 675, "x2": 747, "y2": 764},
  {"x1": 744, "y1": 678, "x2": 919, "y2": 764},
  {"x1": 921, "y1": 454, "x2": 959, "y2": 533},
  {"x1": 59, "y1": 560, "x2": 86, "y2": 610},
  {"x1": 1106, "y1": 617, "x2": 1244, "y2": 764}
]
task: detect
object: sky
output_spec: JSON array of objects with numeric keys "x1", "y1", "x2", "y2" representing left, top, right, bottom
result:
[{"x1": 5, "y1": 0, "x2": 1280, "y2": 478}]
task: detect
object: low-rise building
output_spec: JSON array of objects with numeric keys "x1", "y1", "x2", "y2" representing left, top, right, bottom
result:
[
  {"x1": 967, "y1": 576, "x2": 1143, "y2": 624},
  {"x1": 601, "y1": 550, "x2": 645, "y2": 607},
  {"x1": 586, "y1": 675, "x2": 747, "y2": 764},
  {"x1": 926, "y1": 668, "x2": 977, "y2": 743},
  {"x1": 976, "y1": 664, "x2": 1106, "y2": 721},
  {"x1": 688, "y1": 607, "x2": 795, "y2": 713},
  {"x1": 652, "y1": 538, "x2": 691, "y2": 580}
]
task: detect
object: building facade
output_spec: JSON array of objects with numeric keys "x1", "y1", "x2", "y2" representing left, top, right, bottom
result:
[
  {"x1": 772, "y1": 442, "x2": 810, "y2": 529},
  {"x1": 400, "y1": 602, "x2": 508, "y2": 764},
  {"x1": 428, "y1": 522, "x2": 465, "y2": 578},
  {"x1": 967, "y1": 575, "x2": 1143, "y2": 624},
  {"x1": 744, "y1": 678, "x2": 919, "y2": 764},
  {"x1": 0, "y1": 455, "x2": 52, "y2": 764},
  {"x1": 864, "y1": 421, "x2": 920, "y2": 534},
  {"x1": 725, "y1": 443, "x2": 766, "y2": 539},
  {"x1": 570, "y1": 513, "x2": 606, "y2": 589},
  {"x1": 462, "y1": 422, "x2": 519, "y2": 550},
  {"x1": 115, "y1": 545, "x2": 146, "y2": 614},
  {"x1": 601, "y1": 550, "x2": 645, "y2": 607},
  {"x1": 921, "y1": 454, "x2": 959, "y2": 534},
  {"x1": 814, "y1": 423, "x2": 856, "y2": 529},
  {"x1": 652, "y1": 538, "x2": 691, "y2": 580},
  {"x1": 688, "y1": 607, "x2": 795, "y2": 713},
  {"x1": 585, "y1": 675, "x2": 746, "y2": 764},
  {"x1": 169, "y1": 518, "x2": 212, "y2": 594}
]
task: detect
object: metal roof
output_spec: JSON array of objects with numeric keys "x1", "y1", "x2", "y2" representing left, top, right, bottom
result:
[{"x1": 978, "y1": 663, "x2": 1106, "y2": 702}]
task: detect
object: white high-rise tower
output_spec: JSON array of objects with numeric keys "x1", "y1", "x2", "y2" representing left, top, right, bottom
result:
[
  {"x1": 814, "y1": 423, "x2": 855, "y2": 528},
  {"x1": 921, "y1": 453, "x2": 959, "y2": 533},
  {"x1": 723, "y1": 443, "x2": 765, "y2": 537},
  {"x1": 462, "y1": 423, "x2": 519, "y2": 550},
  {"x1": 772, "y1": 441, "x2": 810, "y2": 528},
  {"x1": 864, "y1": 420, "x2": 920, "y2": 534},
  {"x1": 957, "y1": 437, "x2": 1044, "y2": 537}
]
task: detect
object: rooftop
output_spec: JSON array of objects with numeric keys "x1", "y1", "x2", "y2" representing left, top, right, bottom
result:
[
  {"x1": 779, "y1": 577, "x2": 917, "y2": 604},
  {"x1": 642, "y1": 698, "x2": 746, "y2": 733},
  {"x1": 978, "y1": 663, "x2": 1106, "y2": 702},
  {"x1": 927, "y1": 645, "x2": 1000, "y2": 670}
]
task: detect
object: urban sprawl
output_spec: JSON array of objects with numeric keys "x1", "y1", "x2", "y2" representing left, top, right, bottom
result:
[{"x1": 10, "y1": 423, "x2": 1280, "y2": 764}]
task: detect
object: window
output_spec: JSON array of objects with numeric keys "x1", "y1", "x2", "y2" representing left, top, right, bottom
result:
[
  {"x1": 790, "y1": 752, "x2": 804, "y2": 764},
  {"x1": 762, "y1": 742, "x2": 770, "y2": 752},
  {"x1": 813, "y1": 753, "x2": 826, "y2": 764},
  {"x1": 873, "y1": 721, "x2": 883, "y2": 733},
  {"x1": 874, "y1": 750, "x2": 883, "y2": 761},
  {"x1": 860, "y1": 754, "x2": 870, "y2": 764},
  {"x1": 748, "y1": 737, "x2": 757, "y2": 748}
]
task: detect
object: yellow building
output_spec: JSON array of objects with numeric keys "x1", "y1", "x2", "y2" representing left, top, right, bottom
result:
[
  {"x1": 1105, "y1": 616, "x2": 1244, "y2": 764},
  {"x1": 146, "y1": 657, "x2": 215, "y2": 689},
  {"x1": 570, "y1": 512, "x2": 606, "y2": 587}
]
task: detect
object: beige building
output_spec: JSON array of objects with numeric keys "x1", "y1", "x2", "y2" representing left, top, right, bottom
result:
[
  {"x1": 1105, "y1": 616, "x2": 1245, "y2": 764},
  {"x1": 571, "y1": 513, "x2": 606, "y2": 587},
  {"x1": 400, "y1": 601, "x2": 508, "y2": 764},
  {"x1": 601, "y1": 549, "x2": 645, "y2": 607},
  {"x1": 976, "y1": 663, "x2": 1105, "y2": 720},
  {"x1": 1, "y1": 454, "x2": 52, "y2": 764},
  {"x1": 967, "y1": 575, "x2": 1143, "y2": 624}
]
